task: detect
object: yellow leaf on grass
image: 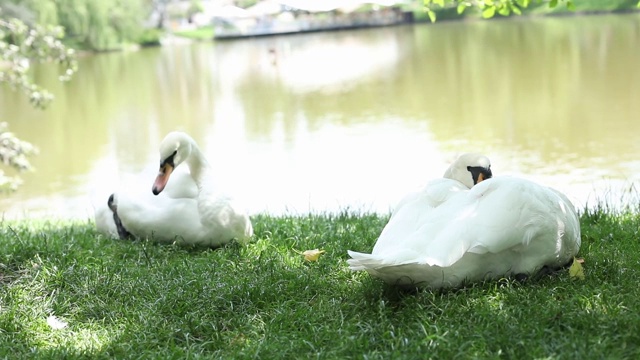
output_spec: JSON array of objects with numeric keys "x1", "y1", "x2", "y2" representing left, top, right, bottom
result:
[
  {"x1": 302, "y1": 249, "x2": 326, "y2": 262},
  {"x1": 569, "y1": 257, "x2": 585, "y2": 280}
]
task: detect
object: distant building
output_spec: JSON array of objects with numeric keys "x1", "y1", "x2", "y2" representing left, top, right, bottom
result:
[{"x1": 209, "y1": 0, "x2": 412, "y2": 39}]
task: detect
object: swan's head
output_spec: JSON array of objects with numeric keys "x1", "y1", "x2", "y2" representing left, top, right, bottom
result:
[
  {"x1": 152, "y1": 132, "x2": 193, "y2": 195},
  {"x1": 443, "y1": 153, "x2": 492, "y2": 189}
]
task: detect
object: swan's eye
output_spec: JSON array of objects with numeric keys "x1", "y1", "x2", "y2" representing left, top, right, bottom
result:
[
  {"x1": 161, "y1": 150, "x2": 178, "y2": 167},
  {"x1": 467, "y1": 166, "x2": 492, "y2": 185}
]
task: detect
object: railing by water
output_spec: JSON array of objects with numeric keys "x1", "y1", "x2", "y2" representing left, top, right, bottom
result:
[{"x1": 214, "y1": 7, "x2": 412, "y2": 39}]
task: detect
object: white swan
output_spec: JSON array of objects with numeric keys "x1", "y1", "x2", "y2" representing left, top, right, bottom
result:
[
  {"x1": 94, "y1": 132, "x2": 253, "y2": 247},
  {"x1": 347, "y1": 153, "x2": 581, "y2": 289}
]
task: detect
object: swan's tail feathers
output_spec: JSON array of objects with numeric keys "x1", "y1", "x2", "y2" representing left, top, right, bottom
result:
[
  {"x1": 107, "y1": 193, "x2": 116, "y2": 211},
  {"x1": 347, "y1": 250, "x2": 456, "y2": 289},
  {"x1": 232, "y1": 214, "x2": 253, "y2": 245},
  {"x1": 100, "y1": 192, "x2": 133, "y2": 240},
  {"x1": 244, "y1": 218, "x2": 254, "y2": 240},
  {"x1": 347, "y1": 250, "x2": 387, "y2": 271},
  {"x1": 93, "y1": 193, "x2": 119, "y2": 239}
]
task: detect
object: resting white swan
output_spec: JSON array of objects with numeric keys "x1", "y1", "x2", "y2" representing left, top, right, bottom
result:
[
  {"x1": 94, "y1": 131, "x2": 253, "y2": 247},
  {"x1": 347, "y1": 153, "x2": 581, "y2": 289}
]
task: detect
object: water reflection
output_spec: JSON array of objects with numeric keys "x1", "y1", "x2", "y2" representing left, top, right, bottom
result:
[{"x1": 1, "y1": 14, "x2": 639, "y2": 219}]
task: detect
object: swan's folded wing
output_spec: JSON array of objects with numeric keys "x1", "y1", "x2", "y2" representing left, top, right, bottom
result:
[
  {"x1": 93, "y1": 202, "x2": 118, "y2": 238},
  {"x1": 420, "y1": 177, "x2": 580, "y2": 267},
  {"x1": 91, "y1": 190, "x2": 118, "y2": 238},
  {"x1": 372, "y1": 179, "x2": 517, "y2": 268},
  {"x1": 373, "y1": 179, "x2": 469, "y2": 254},
  {"x1": 411, "y1": 179, "x2": 524, "y2": 266}
]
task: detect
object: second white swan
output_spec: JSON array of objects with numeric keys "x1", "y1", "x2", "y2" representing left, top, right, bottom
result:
[
  {"x1": 95, "y1": 131, "x2": 253, "y2": 247},
  {"x1": 347, "y1": 153, "x2": 581, "y2": 289}
]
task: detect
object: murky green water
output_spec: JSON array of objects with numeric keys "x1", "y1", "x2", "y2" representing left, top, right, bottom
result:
[{"x1": 1, "y1": 14, "x2": 639, "y2": 219}]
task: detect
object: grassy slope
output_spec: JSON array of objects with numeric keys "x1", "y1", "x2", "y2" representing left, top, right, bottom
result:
[
  {"x1": 173, "y1": 26, "x2": 215, "y2": 41},
  {"x1": 1, "y1": 207, "x2": 639, "y2": 359}
]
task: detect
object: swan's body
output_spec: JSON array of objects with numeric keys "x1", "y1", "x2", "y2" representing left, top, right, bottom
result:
[
  {"x1": 94, "y1": 132, "x2": 253, "y2": 247},
  {"x1": 347, "y1": 154, "x2": 580, "y2": 289}
]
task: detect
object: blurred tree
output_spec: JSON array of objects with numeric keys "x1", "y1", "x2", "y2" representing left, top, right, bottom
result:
[
  {"x1": 6, "y1": 0, "x2": 59, "y2": 26},
  {"x1": 187, "y1": 0, "x2": 204, "y2": 23},
  {"x1": 5, "y1": 0, "x2": 149, "y2": 51},
  {"x1": 146, "y1": 0, "x2": 171, "y2": 29},
  {"x1": 0, "y1": 6, "x2": 77, "y2": 191},
  {"x1": 54, "y1": 0, "x2": 148, "y2": 50},
  {"x1": 0, "y1": 123, "x2": 37, "y2": 191}
]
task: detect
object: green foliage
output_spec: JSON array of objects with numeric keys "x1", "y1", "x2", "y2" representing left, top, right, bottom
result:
[
  {"x1": 57, "y1": 0, "x2": 148, "y2": 51},
  {"x1": 0, "y1": 11, "x2": 77, "y2": 107},
  {"x1": 1, "y1": 209, "x2": 639, "y2": 358},
  {"x1": 0, "y1": 7, "x2": 78, "y2": 191},
  {"x1": 11, "y1": 0, "x2": 60, "y2": 26},
  {"x1": 187, "y1": 0, "x2": 204, "y2": 19},
  {"x1": 423, "y1": 0, "x2": 579, "y2": 22},
  {"x1": 85, "y1": 1, "x2": 119, "y2": 50},
  {"x1": 8, "y1": 0, "x2": 150, "y2": 51},
  {"x1": 137, "y1": 28, "x2": 162, "y2": 47},
  {"x1": 0, "y1": 123, "x2": 38, "y2": 191}
]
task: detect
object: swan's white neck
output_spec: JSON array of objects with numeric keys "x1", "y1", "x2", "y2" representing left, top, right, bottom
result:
[
  {"x1": 185, "y1": 145, "x2": 210, "y2": 190},
  {"x1": 183, "y1": 141, "x2": 222, "y2": 225}
]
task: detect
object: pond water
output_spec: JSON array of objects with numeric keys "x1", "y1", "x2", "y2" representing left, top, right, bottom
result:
[{"x1": 1, "y1": 13, "x2": 640, "y2": 220}]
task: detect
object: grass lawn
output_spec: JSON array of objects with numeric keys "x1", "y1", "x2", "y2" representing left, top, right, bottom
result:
[
  {"x1": 1, "y1": 205, "x2": 639, "y2": 359},
  {"x1": 173, "y1": 26, "x2": 215, "y2": 41}
]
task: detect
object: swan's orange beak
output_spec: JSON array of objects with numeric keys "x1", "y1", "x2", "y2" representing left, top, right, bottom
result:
[
  {"x1": 477, "y1": 172, "x2": 486, "y2": 183},
  {"x1": 152, "y1": 163, "x2": 174, "y2": 195}
]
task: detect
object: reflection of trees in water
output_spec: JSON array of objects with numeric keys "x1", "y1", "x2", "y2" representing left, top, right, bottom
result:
[
  {"x1": 231, "y1": 26, "x2": 425, "y2": 141},
  {"x1": 0, "y1": 55, "x2": 111, "y2": 182},
  {"x1": 223, "y1": 14, "x2": 640, "y2": 176},
  {"x1": 406, "y1": 15, "x2": 640, "y2": 166},
  {"x1": 0, "y1": 43, "x2": 220, "y2": 196},
  {"x1": 2, "y1": 14, "x2": 639, "y2": 213},
  {"x1": 229, "y1": 14, "x2": 640, "y2": 169}
]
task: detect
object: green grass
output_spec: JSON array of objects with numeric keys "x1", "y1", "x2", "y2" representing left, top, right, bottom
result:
[
  {"x1": 1, "y1": 206, "x2": 639, "y2": 359},
  {"x1": 173, "y1": 26, "x2": 215, "y2": 41}
]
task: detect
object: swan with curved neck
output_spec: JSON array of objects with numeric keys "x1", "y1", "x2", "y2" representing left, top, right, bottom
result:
[
  {"x1": 152, "y1": 132, "x2": 206, "y2": 195},
  {"x1": 96, "y1": 132, "x2": 253, "y2": 247},
  {"x1": 348, "y1": 153, "x2": 580, "y2": 289}
]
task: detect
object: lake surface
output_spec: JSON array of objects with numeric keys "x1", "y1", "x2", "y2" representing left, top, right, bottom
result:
[{"x1": 1, "y1": 14, "x2": 639, "y2": 220}]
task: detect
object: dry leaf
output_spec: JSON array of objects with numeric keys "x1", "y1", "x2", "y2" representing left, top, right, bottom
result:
[
  {"x1": 302, "y1": 249, "x2": 326, "y2": 262},
  {"x1": 569, "y1": 257, "x2": 585, "y2": 280}
]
